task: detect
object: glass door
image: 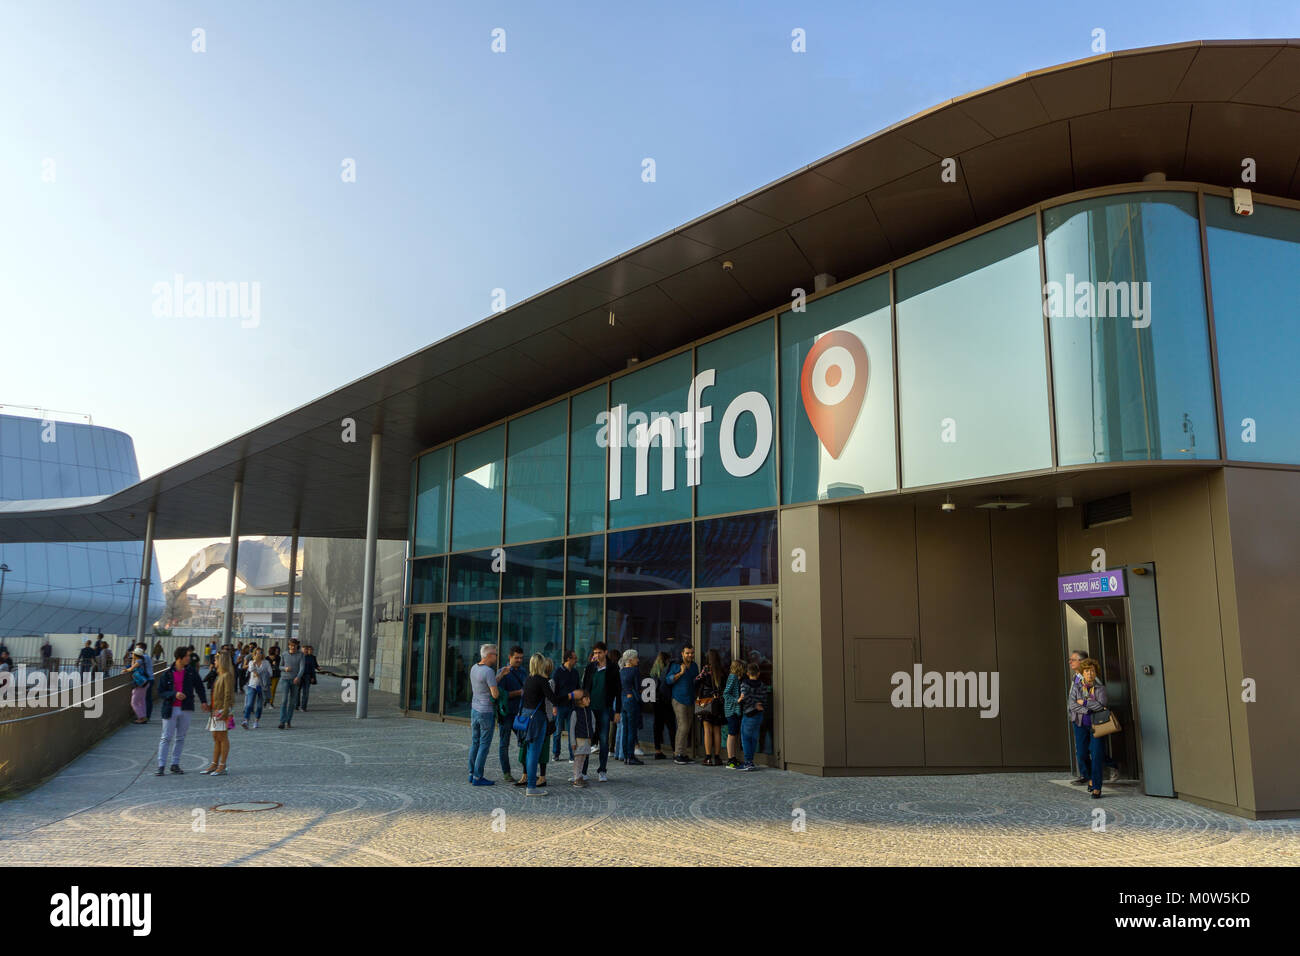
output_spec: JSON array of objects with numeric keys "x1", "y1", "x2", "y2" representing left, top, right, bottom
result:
[
  {"x1": 694, "y1": 590, "x2": 778, "y2": 763},
  {"x1": 404, "y1": 607, "x2": 447, "y2": 717}
]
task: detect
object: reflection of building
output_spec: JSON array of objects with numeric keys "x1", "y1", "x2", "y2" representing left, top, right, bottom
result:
[{"x1": 0, "y1": 413, "x2": 162, "y2": 638}]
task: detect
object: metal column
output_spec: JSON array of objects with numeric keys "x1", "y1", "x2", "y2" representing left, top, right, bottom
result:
[
  {"x1": 222, "y1": 482, "x2": 243, "y2": 646},
  {"x1": 134, "y1": 510, "x2": 156, "y2": 646},
  {"x1": 284, "y1": 530, "x2": 299, "y2": 645},
  {"x1": 357, "y1": 433, "x2": 381, "y2": 718}
]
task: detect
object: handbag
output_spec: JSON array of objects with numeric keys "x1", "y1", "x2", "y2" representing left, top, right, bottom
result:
[
  {"x1": 512, "y1": 702, "x2": 542, "y2": 736},
  {"x1": 694, "y1": 669, "x2": 723, "y2": 720},
  {"x1": 1091, "y1": 709, "x2": 1122, "y2": 738}
]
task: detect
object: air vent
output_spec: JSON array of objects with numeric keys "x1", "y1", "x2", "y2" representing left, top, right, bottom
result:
[{"x1": 1083, "y1": 492, "x2": 1132, "y2": 528}]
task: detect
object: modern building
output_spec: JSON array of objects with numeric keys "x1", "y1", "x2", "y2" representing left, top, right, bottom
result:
[
  {"x1": 0, "y1": 411, "x2": 163, "y2": 641},
  {"x1": 2, "y1": 41, "x2": 1298, "y2": 819}
]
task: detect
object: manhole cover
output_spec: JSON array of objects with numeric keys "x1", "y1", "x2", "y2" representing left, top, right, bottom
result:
[{"x1": 211, "y1": 801, "x2": 282, "y2": 813}]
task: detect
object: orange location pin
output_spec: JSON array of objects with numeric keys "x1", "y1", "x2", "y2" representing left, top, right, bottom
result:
[{"x1": 799, "y1": 330, "x2": 868, "y2": 459}]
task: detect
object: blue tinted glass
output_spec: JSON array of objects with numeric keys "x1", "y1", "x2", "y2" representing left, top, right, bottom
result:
[
  {"x1": 1045, "y1": 192, "x2": 1219, "y2": 463},
  {"x1": 565, "y1": 597, "x2": 603, "y2": 662},
  {"x1": 781, "y1": 274, "x2": 895, "y2": 502},
  {"x1": 568, "y1": 384, "x2": 608, "y2": 534},
  {"x1": 500, "y1": 600, "x2": 563, "y2": 667},
  {"x1": 410, "y1": 557, "x2": 445, "y2": 604},
  {"x1": 451, "y1": 426, "x2": 504, "y2": 551},
  {"x1": 695, "y1": 512, "x2": 777, "y2": 588},
  {"x1": 444, "y1": 604, "x2": 497, "y2": 718},
  {"x1": 604, "y1": 593, "x2": 692, "y2": 693},
  {"x1": 609, "y1": 352, "x2": 692, "y2": 528},
  {"x1": 607, "y1": 522, "x2": 691, "y2": 592},
  {"x1": 505, "y1": 400, "x2": 567, "y2": 544},
  {"x1": 1206, "y1": 196, "x2": 1300, "y2": 464},
  {"x1": 448, "y1": 550, "x2": 500, "y2": 603},
  {"x1": 695, "y1": 319, "x2": 777, "y2": 516},
  {"x1": 500, "y1": 539, "x2": 564, "y2": 599},
  {"x1": 414, "y1": 446, "x2": 451, "y2": 555},
  {"x1": 896, "y1": 217, "x2": 1051, "y2": 486},
  {"x1": 566, "y1": 534, "x2": 604, "y2": 596}
]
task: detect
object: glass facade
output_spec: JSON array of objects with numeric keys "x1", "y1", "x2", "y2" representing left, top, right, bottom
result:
[{"x1": 405, "y1": 187, "x2": 1300, "y2": 727}]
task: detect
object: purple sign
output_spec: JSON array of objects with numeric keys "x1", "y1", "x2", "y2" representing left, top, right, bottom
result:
[{"x1": 1057, "y1": 570, "x2": 1126, "y2": 601}]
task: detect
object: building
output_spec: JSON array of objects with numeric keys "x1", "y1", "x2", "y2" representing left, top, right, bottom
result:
[
  {"x1": 0, "y1": 411, "x2": 163, "y2": 643},
  {"x1": 2, "y1": 41, "x2": 1298, "y2": 819}
]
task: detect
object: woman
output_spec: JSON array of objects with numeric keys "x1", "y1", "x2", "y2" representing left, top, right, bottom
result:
[
  {"x1": 1068, "y1": 658, "x2": 1110, "y2": 798},
  {"x1": 242, "y1": 649, "x2": 272, "y2": 729},
  {"x1": 722, "y1": 660, "x2": 744, "y2": 769},
  {"x1": 519, "y1": 653, "x2": 581, "y2": 796},
  {"x1": 266, "y1": 645, "x2": 281, "y2": 706},
  {"x1": 619, "y1": 649, "x2": 643, "y2": 765},
  {"x1": 202, "y1": 650, "x2": 235, "y2": 775},
  {"x1": 126, "y1": 649, "x2": 150, "y2": 723},
  {"x1": 695, "y1": 649, "x2": 725, "y2": 766},
  {"x1": 649, "y1": 652, "x2": 677, "y2": 760},
  {"x1": 152, "y1": 640, "x2": 164, "y2": 661},
  {"x1": 517, "y1": 657, "x2": 558, "y2": 788}
]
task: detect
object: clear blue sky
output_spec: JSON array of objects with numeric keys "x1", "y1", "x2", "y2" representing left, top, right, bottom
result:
[{"x1": 2, "y1": 0, "x2": 1297, "y2": 588}]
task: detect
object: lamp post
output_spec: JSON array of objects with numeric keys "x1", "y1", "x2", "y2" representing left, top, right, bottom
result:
[
  {"x1": 0, "y1": 563, "x2": 11, "y2": 633},
  {"x1": 117, "y1": 577, "x2": 140, "y2": 646}
]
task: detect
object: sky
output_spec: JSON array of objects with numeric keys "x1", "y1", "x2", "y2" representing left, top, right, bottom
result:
[{"x1": 2, "y1": 0, "x2": 1297, "y2": 595}]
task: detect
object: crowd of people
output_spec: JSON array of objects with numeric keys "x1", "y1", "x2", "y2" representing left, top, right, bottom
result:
[{"x1": 466, "y1": 641, "x2": 771, "y2": 796}]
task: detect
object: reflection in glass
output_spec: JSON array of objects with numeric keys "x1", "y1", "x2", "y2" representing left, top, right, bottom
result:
[
  {"x1": 500, "y1": 539, "x2": 564, "y2": 599},
  {"x1": 500, "y1": 600, "x2": 563, "y2": 670},
  {"x1": 423, "y1": 612, "x2": 443, "y2": 715},
  {"x1": 780, "y1": 274, "x2": 895, "y2": 503},
  {"x1": 607, "y1": 522, "x2": 692, "y2": 592},
  {"x1": 506, "y1": 400, "x2": 568, "y2": 543},
  {"x1": 1045, "y1": 192, "x2": 1218, "y2": 463},
  {"x1": 452, "y1": 426, "x2": 504, "y2": 551},
  {"x1": 410, "y1": 557, "x2": 445, "y2": 605},
  {"x1": 609, "y1": 352, "x2": 692, "y2": 529},
  {"x1": 565, "y1": 597, "x2": 603, "y2": 664},
  {"x1": 1205, "y1": 196, "x2": 1300, "y2": 464},
  {"x1": 413, "y1": 446, "x2": 451, "y2": 556},
  {"x1": 568, "y1": 385, "x2": 608, "y2": 534},
  {"x1": 444, "y1": 604, "x2": 497, "y2": 719},
  {"x1": 605, "y1": 591, "x2": 692, "y2": 748},
  {"x1": 897, "y1": 217, "x2": 1051, "y2": 487},
  {"x1": 405, "y1": 614, "x2": 425, "y2": 711},
  {"x1": 696, "y1": 320, "x2": 777, "y2": 516},
  {"x1": 448, "y1": 550, "x2": 500, "y2": 603},
  {"x1": 566, "y1": 534, "x2": 604, "y2": 595},
  {"x1": 694, "y1": 512, "x2": 777, "y2": 589},
  {"x1": 739, "y1": 598, "x2": 775, "y2": 755}
]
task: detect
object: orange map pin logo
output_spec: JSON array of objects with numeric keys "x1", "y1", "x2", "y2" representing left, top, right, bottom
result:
[{"x1": 799, "y1": 330, "x2": 868, "y2": 459}]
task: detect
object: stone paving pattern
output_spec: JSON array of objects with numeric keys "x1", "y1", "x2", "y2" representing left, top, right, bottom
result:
[{"x1": 2, "y1": 677, "x2": 1297, "y2": 866}]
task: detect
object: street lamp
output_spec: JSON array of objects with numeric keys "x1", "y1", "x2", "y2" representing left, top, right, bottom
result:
[
  {"x1": 0, "y1": 563, "x2": 11, "y2": 632},
  {"x1": 117, "y1": 577, "x2": 140, "y2": 642}
]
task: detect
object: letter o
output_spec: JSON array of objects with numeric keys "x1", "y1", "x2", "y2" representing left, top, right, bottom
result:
[{"x1": 719, "y1": 391, "x2": 773, "y2": 477}]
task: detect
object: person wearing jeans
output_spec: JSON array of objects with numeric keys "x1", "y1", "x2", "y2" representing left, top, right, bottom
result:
[
  {"x1": 737, "y1": 663, "x2": 767, "y2": 771},
  {"x1": 156, "y1": 647, "x2": 209, "y2": 774},
  {"x1": 1069, "y1": 659, "x2": 1111, "y2": 798},
  {"x1": 580, "y1": 642, "x2": 622, "y2": 780},
  {"x1": 277, "y1": 639, "x2": 304, "y2": 729},
  {"x1": 551, "y1": 651, "x2": 580, "y2": 762},
  {"x1": 496, "y1": 647, "x2": 527, "y2": 781},
  {"x1": 467, "y1": 643, "x2": 500, "y2": 785},
  {"x1": 242, "y1": 650, "x2": 272, "y2": 729},
  {"x1": 663, "y1": 645, "x2": 698, "y2": 764}
]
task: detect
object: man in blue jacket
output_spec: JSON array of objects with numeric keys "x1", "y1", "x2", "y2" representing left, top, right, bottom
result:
[
  {"x1": 496, "y1": 647, "x2": 527, "y2": 783},
  {"x1": 663, "y1": 644, "x2": 698, "y2": 764}
]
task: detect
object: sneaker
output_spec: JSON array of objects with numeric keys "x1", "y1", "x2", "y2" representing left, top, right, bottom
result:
[
  {"x1": 578, "y1": 773, "x2": 588, "y2": 781},
  {"x1": 472, "y1": 778, "x2": 496, "y2": 787},
  {"x1": 502, "y1": 773, "x2": 517, "y2": 784},
  {"x1": 673, "y1": 755, "x2": 691, "y2": 765},
  {"x1": 241, "y1": 720, "x2": 249, "y2": 730},
  {"x1": 169, "y1": 765, "x2": 184, "y2": 774},
  {"x1": 726, "y1": 759, "x2": 740, "y2": 769},
  {"x1": 654, "y1": 752, "x2": 667, "y2": 760},
  {"x1": 251, "y1": 721, "x2": 258, "y2": 729},
  {"x1": 525, "y1": 788, "x2": 549, "y2": 797},
  {"x1": 741, "y1": 762, "x2": 756, "y2": 771},
  {"x1": 1106, "y1": 767, "x2": 1120, "y2": 783},
  {"x1": 571, "y1": 779, "x2": 587, "y2": 789},
  {"x1": 468, "y1": 773, "x2": 475, "y2": 784},
  {"x1": 598, "y1": 771, "x2": 608, "y2": 782},
  {"x1": 625, "y1": 757, "x2": 644, "y2": 766},
  {"x1": 278, "y1": 723, "x2": 285, "y2": 730},
  {"x1": 154, "y1": 766, "x2": 165, "y2": 776},
  {"x1": 634, "y1": 746, "x2": 644, "y2": 756}
]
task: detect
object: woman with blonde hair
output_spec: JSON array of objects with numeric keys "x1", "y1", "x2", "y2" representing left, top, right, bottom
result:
[
  {"x1": 518, "y1": 653, "x2": 580, "y2": 796},
  {"x1": 202, "y1": 650, "x2": 235, "y2": 775}
]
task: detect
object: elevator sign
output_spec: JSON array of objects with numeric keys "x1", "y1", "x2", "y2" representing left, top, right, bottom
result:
[{"x1": 1057, "y1": 570, "x2": 1126, "y2": 601}]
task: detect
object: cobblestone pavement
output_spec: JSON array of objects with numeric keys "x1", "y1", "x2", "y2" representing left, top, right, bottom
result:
[{"x1": 2, "y1": 677, "x2": 1297, "y2": 866}]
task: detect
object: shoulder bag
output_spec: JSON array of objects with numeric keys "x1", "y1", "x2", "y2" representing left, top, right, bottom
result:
[{"x1": 1091, "y1": 709, "x2": 1121, "y2": 737}]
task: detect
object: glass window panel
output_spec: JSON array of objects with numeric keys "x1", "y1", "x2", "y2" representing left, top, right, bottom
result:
[
  {"x1": 896, "y1": 217, "x2": 1052, "y2": 486},
  {"x1": 568, "y1": 384, "x2": 608, "y2": 534},
  {"x1": 410, "y1": 557, "x2": 445, "y2": 605},
  {"x1": 505, "y1": 400, "x2": 567, "y2": 543},
  {"x1": 405, "y1": 615, "x2": 426, "y2": 711},
  {"x1": 604, "y1": 592, "x2": 693, "y2": 698},
  {"x1": 606, "y1": 522, "x2": 691, "y2": 592},
  {"x1": 500, "y1": 539, "x2": 564, "y2": 599},
  {"x1": 451, "y1": 426, "x2": 504, "y2": 551},
  {"x1": 443, "y1": 604, "x2": 497, "y2": 719},
  {"x1": 1045, "y1": 192, "x2": 1219, "y2": 463},
  {"x1": 695, "y1": 319, "x2": 777, "y2": 516},
  {"x1": 780, "y1": 273, "x2": 895, "y2": 502},
  {"x1": 448, "y1": 550, "x2": 500, "y2": 603},
  {"x1": 1205, "y1": 196, "x2": 1300, "y2": 464},
  {"x1": 413, "y1": 446, "x2": 451, "y2": 556},
  {"x1": 566, "y1": 534, "x2": 604, "y2": 596},
  {"x1": 500, "y1": 600, "x2": 563, "y2": 668},
  {"x1": 565, "y1": 597, "x2": 603, "y2": 664},
  {"x1": 695, "y1": 512, "x2": 777, "y2": 588},
  {"x1": 609, "y1": 352, "x2": 692, "y2": 529}
]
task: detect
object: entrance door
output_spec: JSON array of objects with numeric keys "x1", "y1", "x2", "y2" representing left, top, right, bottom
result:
[
  {"x1": 695, "y1": 591, "x2": 778, "y2": 762},
  {"x1": 404, "y1": 607, "x2": 446, "y2": 717}
]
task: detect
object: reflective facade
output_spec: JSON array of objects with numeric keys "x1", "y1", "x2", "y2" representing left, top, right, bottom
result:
[{"x1": 0, "y1": 415, "x2": 163, "y2": 637}]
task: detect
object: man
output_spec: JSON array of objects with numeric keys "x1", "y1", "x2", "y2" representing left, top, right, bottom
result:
[
  {"x1": 77, "y1": 640, "x2": 96, "y2": 677},
  {"x1": 495, "y1": 647, "x2": 527, "y2": 782},
  {"x1": 580, "y1": 642, "x2": 622, "y2": 783},
  {"x1": 552, "y1": 650, "x2": 581, "y2": 763},
  {"x1": 40, "y1": 639, "x2": 53, "y2": 672},
  {"x1": 98, "y1": 641, "x2": 112, "y2": 676},
  {"x1": 278, "y1": 638, "x2": 305, "y2": 729},
  {"x1": 1067, "y1": 649, "x2": 1119, "y2": 784},
  {"x1": 156, "y1": 647, "x2": 209, "y2": 775},
  {"x1": 299, "y1": 645, "x2": 319, "y2": 711},
  {"x1": 663, "y1": 644, "x2": 698, "y2": 764},
  {"x1": 468, "y1": 643, "x2": 500, "y2": 785}
]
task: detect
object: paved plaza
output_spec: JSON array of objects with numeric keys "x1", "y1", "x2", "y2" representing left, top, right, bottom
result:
[{"x1": 2, "y1": 677, "x2": 1297, "y2": 866}]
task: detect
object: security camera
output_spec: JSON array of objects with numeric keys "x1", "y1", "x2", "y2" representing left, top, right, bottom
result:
[
  {"x1": 1233, "y1": 187, "x2": 1253, "y2": 216},
  {"x1": 941, "y1": 501, "x2": 956, "y2": 513}
]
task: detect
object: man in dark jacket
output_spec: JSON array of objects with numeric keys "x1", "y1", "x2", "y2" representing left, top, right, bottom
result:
[
  {"x1": 156, "y1": 647, "x2": 209, "y2": 775},
  {"x1": 551, "y1": 650, "x2": 582, "y2": 763},
  {"x1": 580, "y1": 642, "x2": 622, "y2": 781},
  {"x1": 299, "y1": 645, "x2": 319, "y2": 711}
]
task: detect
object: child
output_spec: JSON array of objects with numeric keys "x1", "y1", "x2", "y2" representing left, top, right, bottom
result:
[
  {"x1": 736, "y1": 663, "x2": 768, "y2": 772},
  {"x1": 570, "y1": 691, "x2": 597, "y2": 788}
]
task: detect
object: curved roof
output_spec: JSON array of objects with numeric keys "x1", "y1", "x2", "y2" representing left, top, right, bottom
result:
[{"x1": 4, "y1": 38, "x2": 1300, "y2": 544}]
